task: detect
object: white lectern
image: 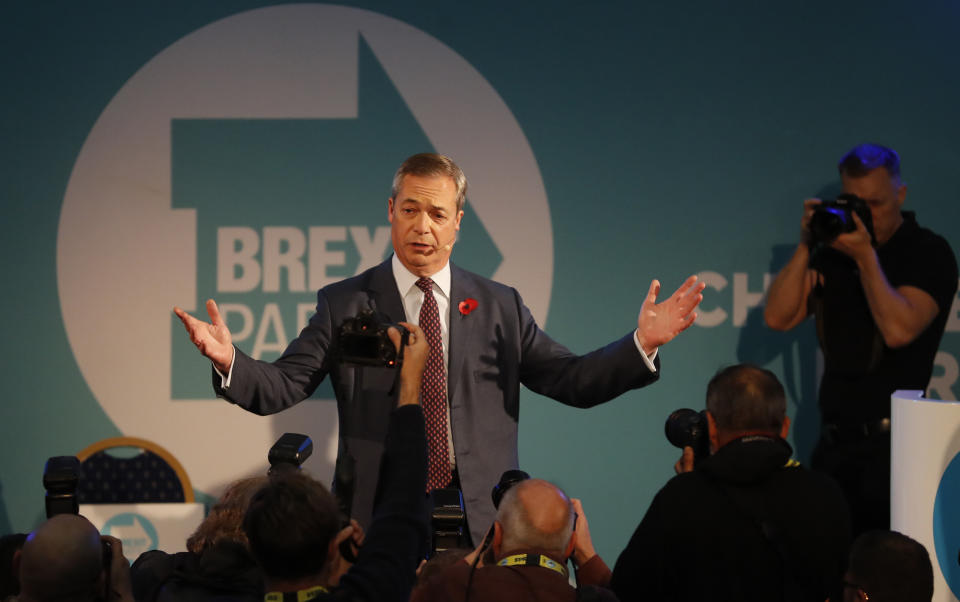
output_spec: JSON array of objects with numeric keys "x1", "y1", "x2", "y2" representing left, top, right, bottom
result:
[
  {"x1": 891, "y1": 390, "x2": 960, "y2": 602},
  {"x1": 80, "y1": 502, "x2": 204, "y2": 563}
]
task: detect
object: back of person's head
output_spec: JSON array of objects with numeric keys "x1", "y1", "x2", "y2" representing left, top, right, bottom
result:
[
  {"x1": 17, "y1": 515, "x2": 103, "y2": 602},
  {"x1": 495, "y1": 478, "x2": 574, "y2": 560},
  {"x1": 706, "y1": 363, "x2": 786, "y2": 433},
  {"x1": 837, "y1": 143, "x2": 901, "y2": 181},
  {"x1": 845, "y1": 530, "x2": 933, "y2": 602},
  {"x1": 242, "y1": 472, "x2": 341, "y2": 582},
  {"x1": 187, "y1": 475, "x2": 268, "y2": 555}
]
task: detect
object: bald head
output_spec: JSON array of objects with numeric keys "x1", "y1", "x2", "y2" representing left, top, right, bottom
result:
[
  {"x1": 19, "y1": 515, "x2": 103, "y2": 602},
  {"x1": 496, "y1": 479, "x2": 574, "y2": 559}
]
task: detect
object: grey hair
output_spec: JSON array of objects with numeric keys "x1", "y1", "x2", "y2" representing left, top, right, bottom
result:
[
  {"x1": 391, "y1": 153, "x2": 468, "y2": 212},
  {"x1": 496, "y1": 479, "x2": 574, "y2": 558}
]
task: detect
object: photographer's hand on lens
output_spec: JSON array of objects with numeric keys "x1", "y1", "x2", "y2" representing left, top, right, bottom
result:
[
  {"x1": 636, "y1": 275, "x2": 706, "y2": 355},
  {"x1": 570, "y1": 498, "x2": 596, "y2": 567},
  {"x1": 328, "y1": 519, "x2": 365, "y2": 587},
  {"x1": 673, "y1": 446, "x2": 695, "y2": 475},
  {"x1": 830, "y1": 211, "x2": 874, "y2": 263},
  {"x1": 173, "y1": 299, "x2": 234, "y2": 375},
  {"x1": 800, "y1": 198, "x2": 822, "y2": 247},
  {"x1": 463, "y1": 532, "x2": 495, "y2": 568},
  {"x1": 101, "y1": 535, "x2": 135, "y2": 602},
  {"x1": 346, "y1": 517, "x2": 365, "y2": 549},
  {"x1": 387, "y1": 322, "x2": 428, "y2": 407}
]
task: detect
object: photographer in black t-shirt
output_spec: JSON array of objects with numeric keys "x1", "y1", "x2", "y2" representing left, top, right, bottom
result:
[{"x1": 764, "y1": 143, "x2": 958, "y2": 535}]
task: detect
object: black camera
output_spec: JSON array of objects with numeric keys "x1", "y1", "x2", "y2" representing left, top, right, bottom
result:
[
  {"x1": 431, "y1": 488, "x2": 469, "y2": 555},
  {"x1": 267, "y1": 433, "x2": 313, "y2": 477},
  {"x1": 808, "y1": 193, "x2": 875, "y2": 248},
  {"x1": 665, "y1": 409, "x2": 710, "y2": 463},
  {"x1": 337, "y1": 310, "x2": 408, "y2": 367},
  {"x1": 491, "y1": 469, "x2": 530, "y2": 509}
]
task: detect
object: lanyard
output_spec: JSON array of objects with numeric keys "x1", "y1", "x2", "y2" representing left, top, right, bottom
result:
[
  {"x1": 497, "y1": 553, "x2": 567, "y2": 577},
  {"x1": 265, "y1": 586, "x2": 329, "y2": 602}
]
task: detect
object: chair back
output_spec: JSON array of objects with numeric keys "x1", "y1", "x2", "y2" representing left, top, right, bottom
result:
[{"x1": 77, "y1": 436, "x2": 194, "y2": 503}]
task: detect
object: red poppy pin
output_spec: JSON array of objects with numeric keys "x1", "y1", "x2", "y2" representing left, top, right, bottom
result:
[{"x1": 458, "y1": 298, "x2": 478, "y2": 316}]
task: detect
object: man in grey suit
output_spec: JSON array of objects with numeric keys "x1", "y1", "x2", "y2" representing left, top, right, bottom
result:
[{"x1": 175, "y1": 153, "x2": 705, "y2": 545}]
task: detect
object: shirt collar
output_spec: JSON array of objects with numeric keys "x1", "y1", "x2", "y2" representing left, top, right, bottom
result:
[{"x1": 391, "y1": 253, "x2": 451, "y2": 300}]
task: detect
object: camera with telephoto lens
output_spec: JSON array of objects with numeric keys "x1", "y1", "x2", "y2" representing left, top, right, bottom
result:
[
  {"x1": 665, "y1": 409, "x2": 710, "y2": 463},
  {"x1": 42, "y1": 456, "x2": 113, "y2": 599},
  {"x1": 337, "y1": 309, "x2": 409, "y2": 367},
  {"x1": 808, "y1": 193, "x2": 875, "y2": 248}
]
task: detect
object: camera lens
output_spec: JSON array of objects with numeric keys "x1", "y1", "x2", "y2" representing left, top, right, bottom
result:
[
  {"x1": 809, "y1": 207, "x2": 846, "y2": 244},
  {"x1": 665, "y1": 409, "x2": 704, "y2": 450}
]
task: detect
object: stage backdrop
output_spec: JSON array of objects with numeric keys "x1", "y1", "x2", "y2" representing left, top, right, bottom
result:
[{"x1": 3, "y1": 0, "x2": 959, "y2": 581}]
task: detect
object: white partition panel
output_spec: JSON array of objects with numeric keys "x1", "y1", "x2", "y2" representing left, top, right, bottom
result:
[
  {"x1": 891, "y1": 390, "x2": 960, "y2": 602},
  {"x1": 80, "y1": 503, "x2": 205, "y2": 563}
]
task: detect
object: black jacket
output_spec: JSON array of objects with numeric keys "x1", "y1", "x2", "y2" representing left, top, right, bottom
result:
[
  {"x1": 131, "y1": 540, "x2": 263, "y2": 602},
  {"x1": 611, "y1": 436, "x2": 850, "y2": 602}
]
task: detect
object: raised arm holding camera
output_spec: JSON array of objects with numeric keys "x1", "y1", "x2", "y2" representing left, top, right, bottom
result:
[
  {"x1": 764, "y1": 143, "x2": 958, "y2": 535},
  {"x1": 240, "y1": 322, "x2": 429, "y2": 602}
]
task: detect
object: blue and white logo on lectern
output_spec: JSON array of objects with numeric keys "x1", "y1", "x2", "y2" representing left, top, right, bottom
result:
[
  {"x1": 102, "y1": 513, "x2": 159, "y2": 560},
  {"x1": 934, "y1": 451, "x2": 960, "y2": 598}
]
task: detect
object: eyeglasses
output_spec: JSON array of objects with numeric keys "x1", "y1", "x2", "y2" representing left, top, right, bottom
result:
[{"x1": 843, "y1": 580, "x2": 869, "y2": 601}]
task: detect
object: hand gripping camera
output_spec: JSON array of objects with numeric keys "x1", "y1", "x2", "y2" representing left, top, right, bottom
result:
[
  {"x1": 337, "y1": 309, "x2": 409, "y2": 368},
  {"x1": 808, "y1": 192, "x2": 876, "y2": 248}
]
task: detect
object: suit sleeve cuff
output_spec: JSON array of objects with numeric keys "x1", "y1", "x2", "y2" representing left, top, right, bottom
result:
[
  {"x1": 633, "y1": 329, "x2": 658, "y2": 373},
  {"x1": 214, "y1": 346, "x2": 237, "y2": 389}
]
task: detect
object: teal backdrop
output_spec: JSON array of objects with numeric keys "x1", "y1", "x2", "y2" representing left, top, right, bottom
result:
[{"x1": 3, "y1": 1, "x2": 960, "y2": 569}]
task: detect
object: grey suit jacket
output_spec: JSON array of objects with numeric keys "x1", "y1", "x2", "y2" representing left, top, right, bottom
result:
[{"x1": 216, "y1": 258, "x2": 659, "y2": 543}]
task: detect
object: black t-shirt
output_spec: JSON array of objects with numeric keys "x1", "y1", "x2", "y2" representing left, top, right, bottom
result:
[{"x1": 811, "y1": 211, "x2": 958, "y2": 423}]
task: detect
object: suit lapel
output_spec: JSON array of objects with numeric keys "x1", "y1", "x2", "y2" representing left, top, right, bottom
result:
[
  {"x1": 448, "y1": 264, "x2": 477, "y2": 404},
  {"x1": 364, "y1": 258, "x2": 405, "y2": 323}
]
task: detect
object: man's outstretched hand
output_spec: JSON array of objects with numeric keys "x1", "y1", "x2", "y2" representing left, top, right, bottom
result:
[
  {"x1": 636, "y1": 275, "x2": 706, "y2": 355},
  {"x1": 173, "y1": 299, "x2": 234, "y2": 375}
]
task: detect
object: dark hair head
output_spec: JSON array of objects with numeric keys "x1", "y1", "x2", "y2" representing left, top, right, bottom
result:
[
  {"x1": 837, "y1": 143, "x2": 901, "y2": 181},
  {"x1": 187, "y1": 475, "x2": 268, "y2": 555},
  {"x1": 391, "y1": 153, "x2": 468, "y2": 212},
  {"x1": 847, "y1": 530, "x2": 933, "y2": 602},
  {"x1": 242, "y1": 473, "x2": 341, "y2": 581},
  {"x1": 705, "y1": 364, "x2": 786, "y2": 432}
]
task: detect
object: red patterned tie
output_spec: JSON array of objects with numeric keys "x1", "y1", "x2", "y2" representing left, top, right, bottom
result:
[{"x1": 416, "y1": 277, "x2": 452, "y2": 491}]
